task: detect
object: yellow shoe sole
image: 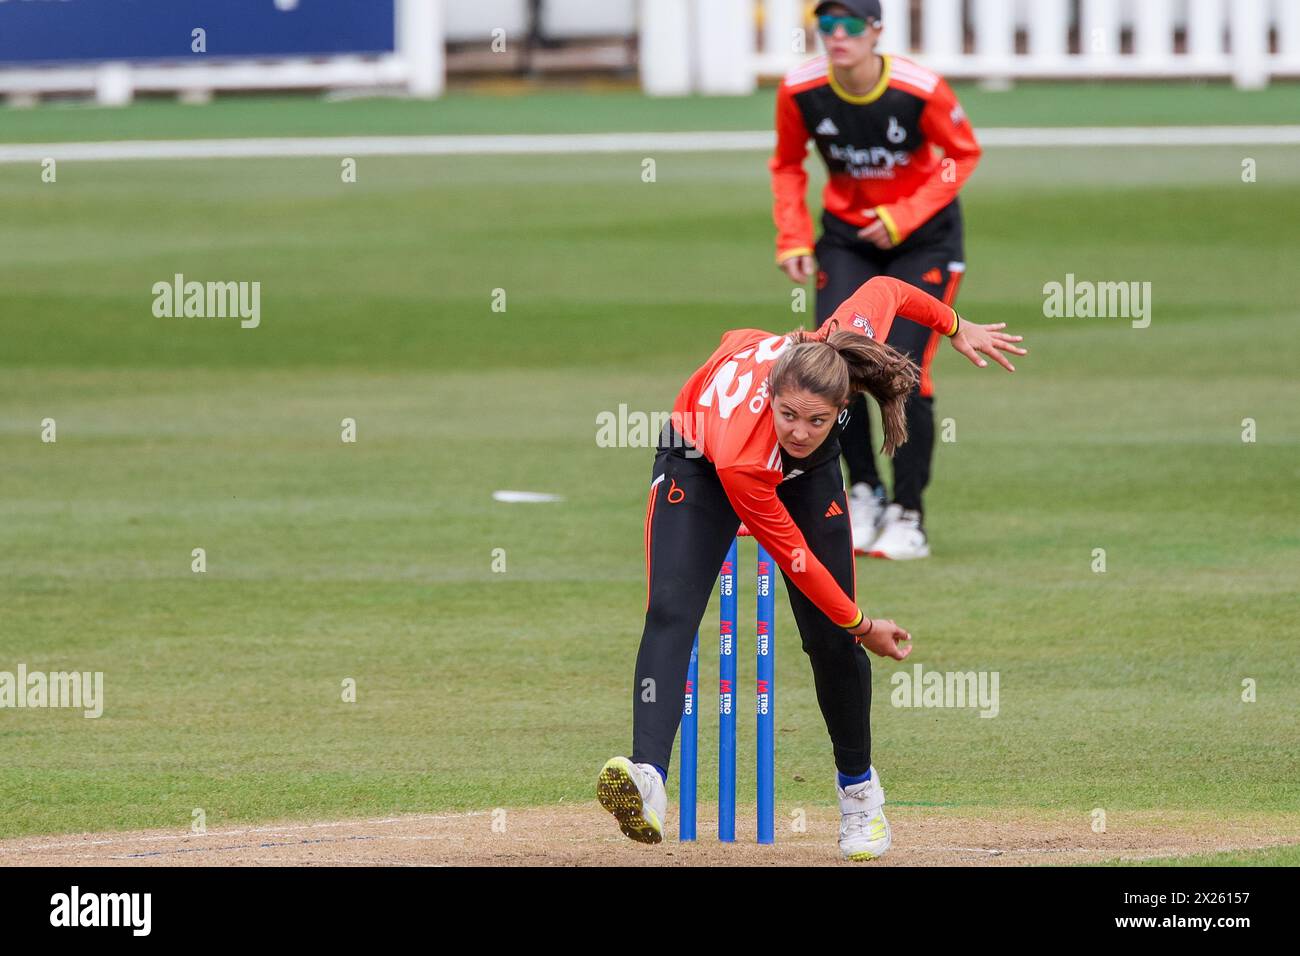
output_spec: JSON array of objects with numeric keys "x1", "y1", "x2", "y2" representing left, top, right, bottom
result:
[
  {"x1": 843, "y1": 819, "x2": 891, "y2": 861},
  {"x1": 845, "y1": 848, "x2": 887, "y2": 861},
  {"x1": 597, "y1": 757, "x2": 663, "y2": 845}
]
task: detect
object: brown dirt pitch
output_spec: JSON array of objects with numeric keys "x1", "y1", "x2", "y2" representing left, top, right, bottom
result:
[{"x1": 3, "y1": 804, "x2": 1297, "y2": 866}]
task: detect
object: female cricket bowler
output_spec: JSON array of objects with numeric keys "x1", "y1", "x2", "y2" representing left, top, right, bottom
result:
[
  {"x1": 597, "y1": 276, "x2": 1024, "y2": 859},
  {"x1": 772, "y1": 0, "x2": 982, "y2": 560}
]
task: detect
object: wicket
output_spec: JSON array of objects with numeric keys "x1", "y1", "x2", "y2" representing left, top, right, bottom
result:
[{"x1": 679, "y1": 537, "x2": 776, "y2": 844}]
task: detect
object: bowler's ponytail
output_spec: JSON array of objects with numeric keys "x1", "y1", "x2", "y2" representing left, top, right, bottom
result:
[{"x1": 769, "y1": 324, "x2": 919, "y2": 455}]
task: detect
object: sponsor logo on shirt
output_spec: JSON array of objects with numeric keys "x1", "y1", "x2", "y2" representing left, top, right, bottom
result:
[
  {"x1": 815, "y1": 117, "x2": 839, "y2": 136},
  {"x1": 827, "y1": 142, "x2": 910, "y2": 179}
]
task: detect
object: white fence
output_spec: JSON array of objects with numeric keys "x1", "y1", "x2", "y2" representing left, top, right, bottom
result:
[
  {"x1": 2, "y1": 0, "x2": 1297, "y2": 104},
  {"x1": 877, "y1": 0, "x2": 1300, "y2": 88},
  {"x1": 654, "y1": 0, "x2": 1300, "y2": 93}
]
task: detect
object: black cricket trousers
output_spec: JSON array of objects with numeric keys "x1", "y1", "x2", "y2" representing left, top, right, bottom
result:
[
  {"x1": 630, "y1": 433, "x2": 875, "y2": 780},
  {"x1": 814, "y1": 202, "x2": 967, "y2": 515}
]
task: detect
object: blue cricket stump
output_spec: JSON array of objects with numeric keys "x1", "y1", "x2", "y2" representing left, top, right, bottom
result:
[
  {"x1": 678, "y1": 537, "x2": 775, "y2": 844},
  {"x1": 755, "y1": 545, "x2": 775, "y2": 845},
  {"x1": 679, "y1": 632, "x2": 699, "y2": 842},
  {"x1": 718, "y1": 538, "x2": 738, "y2": 842}
]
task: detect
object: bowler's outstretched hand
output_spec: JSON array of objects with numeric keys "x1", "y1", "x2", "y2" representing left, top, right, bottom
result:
[{"x1": 950, "y1": 321, "x2": 1026, "y2": 371}]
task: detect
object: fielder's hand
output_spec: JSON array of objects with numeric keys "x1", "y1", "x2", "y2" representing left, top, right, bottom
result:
[
  {"x1": 856, "y1": 213, "x2": 895, "y2": 250},
  {"x1": 949, "y1": 321, "x2": 1027, "y2": 372},
  {"x1": 779, "y1": 254, "x2": 815, "y2": 284},
  {"x1": 848, "y1": 617, "x2": 913, "y2": 660}
]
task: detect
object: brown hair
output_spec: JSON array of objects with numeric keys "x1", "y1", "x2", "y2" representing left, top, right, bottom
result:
[{"x1": 768, "y1": 324, "x2": 919, "y2": 455}]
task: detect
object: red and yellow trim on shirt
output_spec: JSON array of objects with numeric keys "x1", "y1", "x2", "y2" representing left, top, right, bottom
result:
[
  {"x1": 827, "y1": 54, "x2": 893, "y2": 105},
  {"x1": 872, "y1": 206, "x2": 902, "y2": 246},
  {"x1": 840, "y1": 608, "x2": 865, "y2": 630},
  {"x1": 776, "y1": 246, "x2": 814, "y2": 265}
]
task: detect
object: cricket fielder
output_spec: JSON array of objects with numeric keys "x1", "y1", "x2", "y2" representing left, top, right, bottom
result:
[{"x1": 772, "y1": 0, "x2": 982, "y2": 559}]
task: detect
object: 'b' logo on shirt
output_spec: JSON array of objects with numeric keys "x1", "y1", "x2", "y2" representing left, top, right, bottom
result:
[{"x1": 886, "y1": 116, "x2": 905, "y2": 144}]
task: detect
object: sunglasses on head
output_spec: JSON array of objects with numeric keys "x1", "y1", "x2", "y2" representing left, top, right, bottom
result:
[{"x1": 817, "y1": 14, "x2": 872, "y2": 36}]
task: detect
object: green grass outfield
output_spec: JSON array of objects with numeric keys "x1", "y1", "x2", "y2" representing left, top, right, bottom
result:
[
  {"x1": 0, "y1": 93, "x2": 1298, "y2": 852},
  {"x1": 2, "y1": 81, "x2": 1299, "y2": 142}
]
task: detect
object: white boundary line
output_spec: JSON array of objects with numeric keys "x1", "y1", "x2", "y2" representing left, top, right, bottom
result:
[{"x1": 1, "y1": 126, "x2": 1298, "y2": 163}]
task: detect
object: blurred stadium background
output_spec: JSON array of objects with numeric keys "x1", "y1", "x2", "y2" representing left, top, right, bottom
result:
[{"x1": 2, "y1": 0, "x2": 1299, "y2": 104}]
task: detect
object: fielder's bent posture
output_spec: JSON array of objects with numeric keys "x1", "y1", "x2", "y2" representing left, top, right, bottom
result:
[{"x1": 597, "y1": 276, "x2": 1025, "y2": 859}]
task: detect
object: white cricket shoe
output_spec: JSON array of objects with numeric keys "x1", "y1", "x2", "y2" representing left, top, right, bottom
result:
[
  {"x1": 597, "y1": 756, "x2": 667, "y2": 845},
  {"x1": 849, "y1": 483, "x2": 886, "y2": 556},
  {"x1": 838, "y1": 767, "x2": 892, "y2": 861},
  {"x1": 868, "y1": 505, "x2": 930, "y2": 560}
]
